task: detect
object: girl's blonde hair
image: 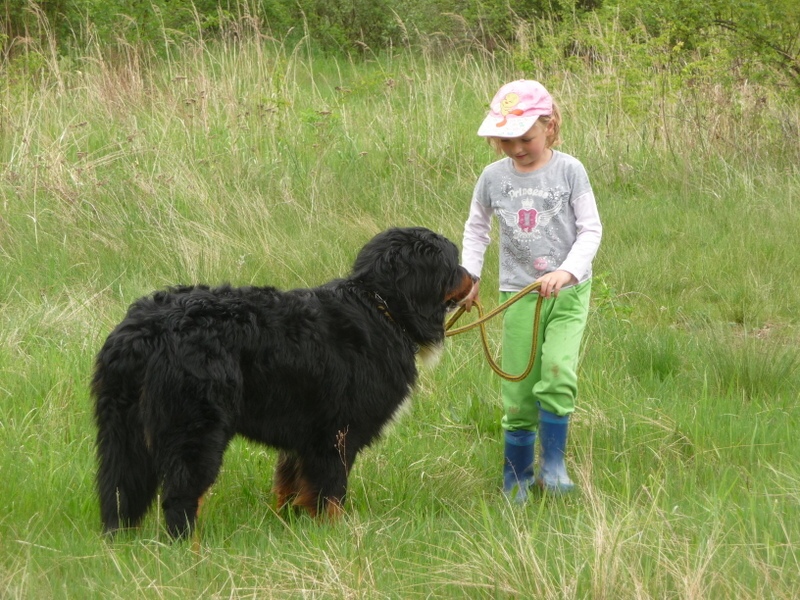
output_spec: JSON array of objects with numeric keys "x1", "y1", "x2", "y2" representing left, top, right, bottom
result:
[{"x1": 487, "y1": 100, "x2": 562, "y2": 154}]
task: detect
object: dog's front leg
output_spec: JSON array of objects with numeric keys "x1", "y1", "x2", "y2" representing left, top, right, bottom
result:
[{"x1": 290, "y1": 448, "x2": 353, "y2": 520}]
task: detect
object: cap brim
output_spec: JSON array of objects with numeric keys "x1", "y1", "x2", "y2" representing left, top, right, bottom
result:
[{"x1": 477, "y1": 115, "x2": 539, "y2": 138}]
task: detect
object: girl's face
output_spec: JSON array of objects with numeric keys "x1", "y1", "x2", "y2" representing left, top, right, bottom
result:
[{"x1": 497, "y1": 121, "x2": 553, "y2": 173}]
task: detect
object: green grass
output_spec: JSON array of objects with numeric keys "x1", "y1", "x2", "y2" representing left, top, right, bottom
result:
[{"x1": 1, "y1": 34, "x2": 799, "y2": 599}]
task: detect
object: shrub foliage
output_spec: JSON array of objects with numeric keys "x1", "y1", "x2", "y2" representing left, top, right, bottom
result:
[{"x1": 2, "y1": 0, "x2": 799, "y2": 90}]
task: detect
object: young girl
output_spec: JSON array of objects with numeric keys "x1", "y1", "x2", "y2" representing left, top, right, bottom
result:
[{"x1": 461, "y1": 80, "x2": 602, "y2": 501}]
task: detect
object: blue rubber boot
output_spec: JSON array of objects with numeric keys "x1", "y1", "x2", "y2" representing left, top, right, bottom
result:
[
  {"x1": 536, "y1": 408, "x2": 576, "y2": 494},
  {"x1": 502, "y1": 430, "x2": 536, "y2": 503}
]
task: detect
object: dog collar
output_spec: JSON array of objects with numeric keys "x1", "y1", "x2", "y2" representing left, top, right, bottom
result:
[
  {"x1": 371, "y1": 291, "x2": 420, "y2": 353},
  {"x1": 373, "y1": 292, "x2": 395, "y2": 323}
]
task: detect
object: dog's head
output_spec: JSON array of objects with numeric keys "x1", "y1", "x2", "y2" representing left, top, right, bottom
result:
[{"x1": 351, "y1": 227, "x2": 475, "y2": 349}]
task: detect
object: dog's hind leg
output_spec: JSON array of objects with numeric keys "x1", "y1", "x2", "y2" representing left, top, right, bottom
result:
[{"x1": 159, "y1": 426, "x2": 231, "y2": 540}]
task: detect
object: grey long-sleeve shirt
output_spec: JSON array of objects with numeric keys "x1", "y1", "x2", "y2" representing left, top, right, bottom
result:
[{"x1": 462, "y1": 151, "x2": 602, "y2": 291}]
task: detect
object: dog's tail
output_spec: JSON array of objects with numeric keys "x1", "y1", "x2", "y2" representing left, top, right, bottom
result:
[{"x1": 92, "y1": 353, "x2": 158, "y2": 535}]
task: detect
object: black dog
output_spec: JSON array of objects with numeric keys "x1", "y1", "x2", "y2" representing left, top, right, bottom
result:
[{"x1": 92, "y1": 227, "x2": 474, "y2": 539}]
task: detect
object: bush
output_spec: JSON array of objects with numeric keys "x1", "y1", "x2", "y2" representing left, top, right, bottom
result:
[{"x1": 1, "y1": 0, "x2": 798, "y2": 91}]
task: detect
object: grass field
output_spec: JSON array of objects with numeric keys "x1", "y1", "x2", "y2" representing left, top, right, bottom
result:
[{"x1": 1, "y1": 34, "x2": 799, "y2": 598}]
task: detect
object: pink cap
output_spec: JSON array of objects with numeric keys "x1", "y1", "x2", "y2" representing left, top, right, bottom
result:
[{"x1": 477, "y1": 80, "x2": 553, "y2": 138}]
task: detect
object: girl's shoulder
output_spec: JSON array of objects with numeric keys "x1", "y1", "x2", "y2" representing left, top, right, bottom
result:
[
  {"x1": 482, "y1": 156, "x2": 511, "y2": 173},
  {"x1": 551, "y1": 151, "x2": 593, "y2": 194},
  {"x1": 552, "y1": 150, "x2": 585, "y2": 169},
  {"x1": 476, "y1": 157, "x2": 512, "y2": 182},
  {"x1": 552, "y1": 150, "x2": 590, "y2": 178}
]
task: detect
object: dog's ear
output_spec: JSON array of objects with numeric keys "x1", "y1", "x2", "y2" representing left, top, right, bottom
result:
[
  {"x1": 352, "y1": 228, "x2": 413, "y2": 287},
  {"x1": 359, "y1": 229, "x2": 462, "y2": 345},
  {"x1": 392, "y1": 261, "x2": 457, "y2": 345}
]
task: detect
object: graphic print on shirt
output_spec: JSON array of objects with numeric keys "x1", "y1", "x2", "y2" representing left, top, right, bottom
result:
[{"x1": 496, "y1": 179, "x2": 569, "y2": 276}]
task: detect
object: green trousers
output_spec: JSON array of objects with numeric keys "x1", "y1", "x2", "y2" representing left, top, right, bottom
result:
[{"x1": 500, "y1": 279, "x2": 592, "y2": 432}]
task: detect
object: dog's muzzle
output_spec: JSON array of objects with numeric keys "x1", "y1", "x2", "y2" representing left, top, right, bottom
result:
[{"x1": 445, "y1": 267, "x2": 477, "y2": 311}]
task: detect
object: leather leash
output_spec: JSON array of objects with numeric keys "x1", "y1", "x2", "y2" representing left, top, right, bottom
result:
[{"x1": 445, "y1": 281, "x2": 544, "y2": 382}]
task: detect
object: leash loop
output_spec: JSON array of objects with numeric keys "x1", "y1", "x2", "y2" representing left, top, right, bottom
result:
[{"x1": 445, "y1": 281, "x2": 543, "y2": 382}]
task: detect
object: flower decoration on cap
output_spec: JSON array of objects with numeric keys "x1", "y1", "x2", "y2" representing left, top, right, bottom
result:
[{"x1": 477, "y1": 80, "x2": 554, "y2": 138}]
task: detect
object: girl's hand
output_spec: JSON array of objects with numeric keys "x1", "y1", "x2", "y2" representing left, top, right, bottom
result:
[
  {"x1": 536, "y1": 270, "x2": 576, "y2": 298},
  {"x1": 462, "y1": 279, "x2": 481, "y2": 311}
]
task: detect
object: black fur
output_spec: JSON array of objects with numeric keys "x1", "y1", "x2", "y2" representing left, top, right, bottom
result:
[{"x1": 92, "y1": 227, "x2": 474, "y2": 539}]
